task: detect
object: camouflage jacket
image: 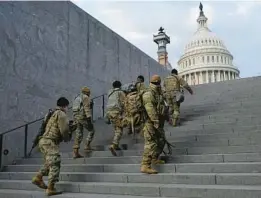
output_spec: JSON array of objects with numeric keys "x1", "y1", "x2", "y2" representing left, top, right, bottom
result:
[
  {"x1": 163, "y1": 74, "x2": 190, "y2": 93},
  {"x1": 42, "y1": 107, "x2": 70, "y2": 143},
  {"x1": 142, "y1": 83, "x2": 166, "y2": 126}
]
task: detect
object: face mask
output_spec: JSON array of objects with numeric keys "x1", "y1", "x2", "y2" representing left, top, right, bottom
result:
[{"x1": 63, "y1": 106, "x2": 68, "y2": 113}]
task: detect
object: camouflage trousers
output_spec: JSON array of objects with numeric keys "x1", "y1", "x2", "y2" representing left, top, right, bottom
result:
[
  {"x1": 106, "y1": 110, "x2": 124, "y2": 146},
  {"x1": 73, "y1": 121, "x2": 95, "y2": 149},
  {"x1": 125, "y1": 113, "x2": 144, "y2": 134},
  {"x1": 38, "y1": 138, "x2": 61, "y2": 184},
  {"x1": 141, "y1": 123, "x2": 165, "y2": 166},
  {"x1": 165, "y1": 94, "x2": 180, "y2": 121}
]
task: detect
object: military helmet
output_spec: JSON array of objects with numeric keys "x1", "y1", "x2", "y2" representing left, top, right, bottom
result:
[
  {"x1": 81, "y1": 86, "x2": 90, "y2": 94},
  {"x1": 150, "y1": 75, "x2": 161, "y2": 83}
]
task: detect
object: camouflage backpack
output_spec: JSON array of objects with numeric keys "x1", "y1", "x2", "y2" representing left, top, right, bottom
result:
[
  {"x1": 126, "y1": 91, "x2": 143, "y2": 115},
  {"x1": 164, "y1": 75, "x2": 180, "y2": 92}
]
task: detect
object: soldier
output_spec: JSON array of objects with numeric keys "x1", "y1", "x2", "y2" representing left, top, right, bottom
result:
[
  {"x1": 31, "y1": 97, "x2": 71, "y2": 196},
  {"x1": 141, "y1": 75, "x2": 167, "y2": 174},
  {"x1": 135, "y1": 75, "x2": 146, "y2": 93},
  {"x1": 124, "y1": 84, "x2": 144, "y2": 136},
  {"x1": 106, "y1": 80, "x2": 126, "y2": 156},
  {"x1": 163, "y1": 69, "x2": 193, "y2": 126},
  {"x1": 72, "y1": 87, "x2": 95, "y2": 158}
]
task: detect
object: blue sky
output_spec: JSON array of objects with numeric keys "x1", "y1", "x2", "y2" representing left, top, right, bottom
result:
[{"x1": 72, "y1": 1, "x2": 261, "y2": 78}]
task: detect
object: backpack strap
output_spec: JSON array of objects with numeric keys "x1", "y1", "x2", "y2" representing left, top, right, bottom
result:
[{"x1": 108, "y1": 89, "x2": 120, "y2": 98}]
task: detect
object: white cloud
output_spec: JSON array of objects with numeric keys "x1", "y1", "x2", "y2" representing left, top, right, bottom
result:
[
  {"x1": 100, "y1": 9, "x2": 123, "y2": 15},
  {"x1": 124, "y1": 32, "x2": 151, "y2": 40},
  {"x1": 228, "y1": 2, "x2": 261, "y2": 16}
]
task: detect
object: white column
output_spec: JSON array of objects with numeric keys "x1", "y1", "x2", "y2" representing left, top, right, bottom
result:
[
  {"x1": 212, "y1": 70, "x2": 215, "y2": 83},
  {"x1": 217, "y1": 70, "x2": 220, "y2": 82},
  {"x1": 206, "y1": 70, "x2": 209, "y2": 83},
  {"x1": 199, "y1": 72, "x2": 203, "y2": 84},
  {"x1": 189, "y1": 73, "x2": 192, "y2": 85},
  {"x1": 224, "y1": 71, "x2": 227, "y2": 81},
  {"x1": 228, "y1": 71, "x2": 231, "y2": 80}
]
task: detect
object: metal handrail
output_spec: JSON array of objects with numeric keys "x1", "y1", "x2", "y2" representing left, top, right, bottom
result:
[
  {"x1": 1, "y1": 94, "x2": 106, "y2": 136},
  {"x1": 0, "y1": 93, "x2": 107, "y2": 169}
]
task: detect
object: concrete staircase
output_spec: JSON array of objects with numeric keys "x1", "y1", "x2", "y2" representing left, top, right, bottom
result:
[{"x1": 1, "y1": 76, "x2": 261, "y2": 198}]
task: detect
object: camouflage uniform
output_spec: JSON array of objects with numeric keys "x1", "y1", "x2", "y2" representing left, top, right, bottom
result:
[
  {"x1": 73, "y1": 87, "x2": 95, "y2": 158},
  {"x1": 106, "y1": 88, "x2": 126, "y2": 156},
  {"x1": 32, "y1": 107, "x2": 71, "y2": 196},
  {"x1": 141, "y1": 75, "x2": 167, "y2": 174},
  {"x1": 163, "y1": 74, "x2": 192, "y2": 126}
]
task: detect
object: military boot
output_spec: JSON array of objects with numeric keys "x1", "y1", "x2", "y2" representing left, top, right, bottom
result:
[
  {"x1": 32, "y1": 173, "x2": 47, "y2": 189},
  {"x1": 152, "y1": 159, "x2": 165, "y2": 165},
  {"x1": 73, "y1": 149, "x2": 83, "y2": 159},
  {"x1": 109, "y1": 144, "x2": 118, "y2": 156},
  {"x1": 172, "y1": 118, "x2": 178, "y2": 127},
  {"x1": 46, "y1": 183, "x2": 62, "y2": 196},
  {"x1": 140, "y1": 165, "x2": 158, "y2": 174}
]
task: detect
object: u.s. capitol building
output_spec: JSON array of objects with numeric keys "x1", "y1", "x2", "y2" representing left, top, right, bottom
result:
[{"x1": 177, "y1": 3, "x2": 240, "y2": 85}]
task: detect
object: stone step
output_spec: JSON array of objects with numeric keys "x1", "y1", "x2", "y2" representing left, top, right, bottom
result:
[
  {"x1": 0, "y1": 189, "x2": 168, "y2": 198},
  {"x1": 160, "y1": 133, "x2": 261, "y2": 144},
  {"x1": 135, "y1": 137, "x2": 261, "y2": 148},
  {"x1": 180, "y1": 117, "x2": 261, "y2": 126},
  {"x1": 79, "y1": 145, "x2": 261, "y2": 157},
  {"x1": 1, "y1": 180, "x2": 261, "y2": 198},
  {"x1": 168, "y1": 131, "x2": 261, "y2": 142},
  {"x1": 32, "y1": 145, "x2": 261, "y2": 159},
  {"x1": 32, "y1": 136, "x2": 261, "y2": 159},
  {"x1": 182, "y1": 99, "x2": 261, "y2": 109},
  {"x1": 182, "y1": 107, "x2": 261, "y2": 116},
  {"x1": 4, "y1": 162, "x2": 261, "y2": 173},
  {"x1": 164, "y1": 129, "x2": 261, "y2": 139},
  {"x1": 15, "y1": 153, "x2": 261, "y2": 165},
  {"x1": 30, "y1": 131, "x2": 261, "y2": 158},
  {"x1": 164, "y1": 123, "x2": 261, "y2": 134},
  {"x1": 2, "y1": 172, "x2": 261, "y2": 186},
  {"x1": 180, "y1": 114, "x2": 257, "y2": 123}
]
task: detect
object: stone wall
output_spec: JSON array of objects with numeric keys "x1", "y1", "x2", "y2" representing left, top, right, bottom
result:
[{"x1": 0, "y1": 1, "x2": 168, "y2": 133}]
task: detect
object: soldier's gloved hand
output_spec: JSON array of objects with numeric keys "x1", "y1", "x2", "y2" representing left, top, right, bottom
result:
[{"x1": 86, "y1": 117, "x2": 94, "y2": 131}]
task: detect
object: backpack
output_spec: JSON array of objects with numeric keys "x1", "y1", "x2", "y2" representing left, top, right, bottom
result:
[
  {"x1": 164, "y1": 75, "x2": 180, "y2": 92},
  {"x1": 126, "y1": 91, "x2": 143, "y2": 115},
  {"x1": 72, "y1": 94, "x2": 83, "y2": 112},
  {"x1": 106, "y1": 89, "x2": 121, "y2": 110}
]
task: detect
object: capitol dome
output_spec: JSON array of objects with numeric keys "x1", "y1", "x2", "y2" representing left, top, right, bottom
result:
[{"x1": 177, "y1": 3, "x2": 240, "y2": 85}]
